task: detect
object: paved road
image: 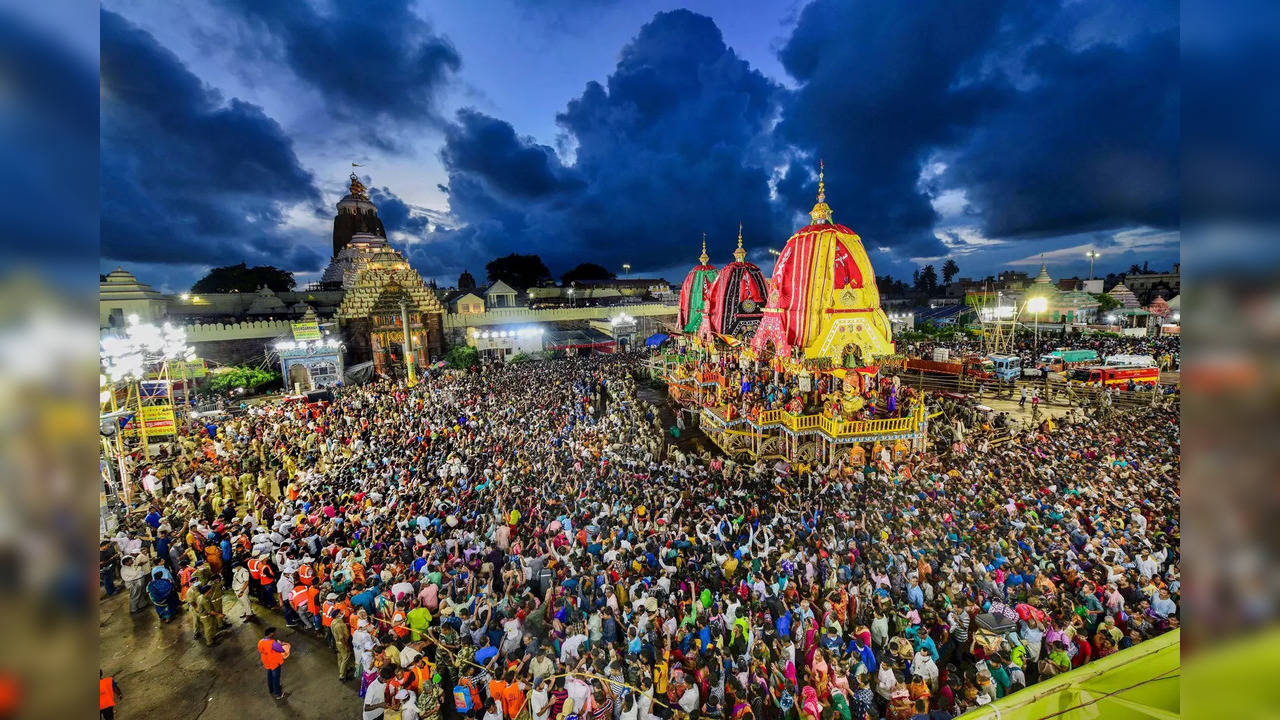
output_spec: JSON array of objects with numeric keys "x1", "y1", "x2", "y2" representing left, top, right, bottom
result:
[{"x1": 100, "y1": 587, "x2": 361, "y2": 719}]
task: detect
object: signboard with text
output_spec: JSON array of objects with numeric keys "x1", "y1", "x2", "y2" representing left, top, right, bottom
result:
[
  {"x1": 122, "y1": 404, "x2": 177, "y2": 437},
  {"x1": 292, "y1": 321, "x2": 321, "y2": 341}
]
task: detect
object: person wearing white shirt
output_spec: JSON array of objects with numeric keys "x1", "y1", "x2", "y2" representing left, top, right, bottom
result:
[
  {"x1": 530, "y1": 680, "x2": 551, "y2": 720},
  {"x1": 560, "y1": 632, "x2": 588, "y2": 663}
]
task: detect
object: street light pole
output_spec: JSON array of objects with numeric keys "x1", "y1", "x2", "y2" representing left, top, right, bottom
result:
[{"x1": 1086, "y1": 250, "x2": 1099, "y2": 280}]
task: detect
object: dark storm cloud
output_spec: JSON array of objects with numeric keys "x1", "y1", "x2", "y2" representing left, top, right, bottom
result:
[
  {"x1": 431, "y1": 9, "x2": 786, "y2": 280},
  {"x1": 442, "y1": 110, "x2": 584, "y2": 199},
  {"x1": 774, "y1": 0, "x2": 1019, "y2": 259},
  {"x1": 220, "y1": 0, "x2": 460, "y2": 131},
  {"x1": 943, "y1": 31, "x2": 1179, "y2": 238},
  {"x1": 100, "y1": 9, "x2": 324, "y2": 272},
  {"x1": 774, "y1": 0, "x2": 1177, "y2": 258},
  {"x1": 369, "y1": 186, "x2": 432, "y2": 236}
]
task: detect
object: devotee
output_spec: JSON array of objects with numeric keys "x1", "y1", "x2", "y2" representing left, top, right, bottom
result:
[{"x1": 101, "y1": 350, "x2": 1179, "y2": 720}]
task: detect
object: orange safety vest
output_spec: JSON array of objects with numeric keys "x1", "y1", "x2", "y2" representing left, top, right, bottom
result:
[
  {"x1": 100, "y1": 677, "x2": 115, "y2": 710},
  {"x1": 259, "y1": 563, "x2": 276, "y2": 586},
  {"x1": 258, "y1": 638, "x2": 285, "y2": 669},
  {"x1": 392, "y1": 610, "x2": 408, "y2": 638},
  {"x1": 298, "y1": 564, "x2": 314, "y2": 586},
  {"x1": 290, "y1": 585, "x2": 309, "y2": 611},
  {"x1": 321, "y1": 601, "x2": 335, "y2": 627},
  {"x1": 248, "y1": 559, "x2": 262, "y2": 581}
]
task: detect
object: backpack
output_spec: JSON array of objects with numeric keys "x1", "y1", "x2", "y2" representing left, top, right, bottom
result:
[{"x1": 454, "y1": 678, "x2": 480, "y2": 712}]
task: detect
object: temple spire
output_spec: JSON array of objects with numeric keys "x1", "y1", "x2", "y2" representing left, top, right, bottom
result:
[
  {"x1": 734, "y1": 222, "x2": 747, "y2": 263},
  {"x1": 699, "y1": 232, "x2": 710, "y2": 265},
  {"x1": 809, "y1": 158, "x2": 833, "y2": 223}
]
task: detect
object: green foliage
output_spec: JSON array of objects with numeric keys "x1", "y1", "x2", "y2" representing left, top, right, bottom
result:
[
  {"x1": 208, "y1": 366, "x2": 280, "y2": 394},
  {"x1": 1092, "y1": 292, "x2": 1122, "y2": 312},
  {"x1": 941, "y1": 258, "x2": 960, "y2": 284},
  {"x1": 485, "y1": 253, "x2": 552, "y2": 289},
  {"x1": 561, "y1": 262, "x2": 616, "y2": 285},
  {"x1": 191, "y1": 263, "x2": 296, "y2": 293},
  {"x1": 444, "y1": 345, "x2": 479, "y2": 369},
  {"x1": 507, "y1": 352, "x2": 536, "y2": 364},
  {"x1": 914, "y1": 264, "x2": 939, "y2": 292}
]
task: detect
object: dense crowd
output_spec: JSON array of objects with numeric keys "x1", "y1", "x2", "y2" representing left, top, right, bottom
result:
[{"x1": 101, "y1": 354, "x2": 1180, "y2": 720}]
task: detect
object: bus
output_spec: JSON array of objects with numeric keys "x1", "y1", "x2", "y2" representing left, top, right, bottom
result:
[
  {"x1": 1068, "y1": 365, "x2": 1160, "y2": 389},
  {"x1": 1036, "y1": 349, "x2": 1100, "y2": 373}
]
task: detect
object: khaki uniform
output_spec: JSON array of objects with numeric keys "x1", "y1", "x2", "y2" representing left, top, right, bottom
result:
[
  {"x1": 192, "y1": 591, "x2": 218, "y2": 645},
  {"x1": 417, "y1": 681, "x2": 443, "y2": 720},
  {"x1": 331, "y1": 614, "x2": 355, "y2": 678}
]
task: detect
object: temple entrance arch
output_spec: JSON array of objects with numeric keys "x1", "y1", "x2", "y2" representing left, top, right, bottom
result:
[
  {"x1": 287, "y1": 363, "x2": 312, "y2": 392},
  {"x1": 337, "y1": 252, "x2": 445, "y2": 379}
]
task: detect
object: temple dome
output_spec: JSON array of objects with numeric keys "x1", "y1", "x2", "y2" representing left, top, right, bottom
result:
[
  {"x1": 677, "y1": 234, "x2": 718, "y2": 333},
  {"x1": 750, "y1": 164, "x2": 894, "y2": 364},
  {"x1": 332, "y1": 172, "x2": 386, "y2": 256},
  {"x1": 697, "y1": 224, "x2": 768, "y2": 341}
]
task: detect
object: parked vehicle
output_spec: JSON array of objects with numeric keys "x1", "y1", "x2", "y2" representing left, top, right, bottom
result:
[
  {"x1": 1036, "y1": 349, "x2": 1100, "y2": 373},
  {"x1": 986, "y1": 354, "x2": 1022, "y2": 382},
  {"x1": 904, "y1": 355, "x2": 995, "y2": 380},
  {"x1": 1068, "y1": 364, "x2": 1160, "y2": 388},
  {"x1": 1104, "y1": 353, "x2": 1157, "y2": 368}
]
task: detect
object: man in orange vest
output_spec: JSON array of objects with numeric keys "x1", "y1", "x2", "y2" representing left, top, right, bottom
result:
[
  {"x1": 291, "y1": 583, "x2": 322, "y2": 633},
  {"x1": 321, "y1": 592, "x2": 337, "y2": 647},
  {"x1": 297, "y1": 559, "x2": 315, "y2": 587},
  {"x1": 100, "y1": 669, "x2": 122, "y2": 719},
  {"x1": 257, "y1": 627, "x2": 291, "y2": 700},
  {"x1": 257, "y1": 557, "x2": 277, "y2": 608},
  {"x1": 247, "y1": 556, "x2": 263, "y2": 597}
]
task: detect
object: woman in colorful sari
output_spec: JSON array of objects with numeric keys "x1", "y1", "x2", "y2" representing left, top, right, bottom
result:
[
  {"x1": 146, "y1": 569, "x2": 178, "y2": 622},
  {"x1": 798, "y1": 685, "x2": 821, "y2": 720}
]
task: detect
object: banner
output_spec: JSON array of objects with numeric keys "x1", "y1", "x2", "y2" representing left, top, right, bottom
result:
[
  {"x1": 122, "y1": 404, "x2": 176, "y2": 437},
  {"x1": 148, "y1": 359, "x2": 208, "y2": 379},
  {"x1": 292, "y1": 320, "x2": 321, "y2": 341},
  {"x1": 139, "y1": 380, "x2": 171, "y2": 399},
  {"x1": 169, "y1": 359, "x2": 208, "y2": 378}
]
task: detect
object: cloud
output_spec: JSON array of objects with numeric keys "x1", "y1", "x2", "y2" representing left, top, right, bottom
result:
[
  {"x1": 942, "y1": 30, "x2": 1179, "y2": 238},
  {"x1": 218, "y1": 0, "x2": 460, "y2": 134},
  {"x1": 369, "y1": 186, "x2": 432, "y2": 236},
  {"x1": 441, "y1": 110, "x2": 583, "y2": 199},
  {"x1": 100, "y1": 9, "x2": 324, "y2": 276},
  {"x1": 429, "y1": 9, "x2": 787, "y2": 282},
  {"x1": 773, "y1": 0, "x2": 1177, "y2": 261},
  {"x1": 774, "y1": 0, "x2": 1016, "y2": 259}
]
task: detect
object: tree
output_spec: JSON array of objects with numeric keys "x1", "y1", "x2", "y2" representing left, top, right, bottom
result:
[
  {"x1": 1091, "y1": 293, "x2": 1122, "y2": 312},
  {"x1": 916, "y1": 265, "x2": 938, "y2": 293},
  {"x1": 561, "y1": 262, "x2": 616, "y2": 285},
  {"x1": 485, "y1": 254, "x2": 551, "y2": 289},
  {"x1": 942, "y1": 258, "x2": 959, "y2": 285},
  {"x1": 191, "y1": 263, "x2": 296, "y2": 294},
  {"x1": 208, "y1": 366, "x2": 281, "y2": 394},
  {"x1": 444, "y1": 345, "x2": 478, "y2": 369}
]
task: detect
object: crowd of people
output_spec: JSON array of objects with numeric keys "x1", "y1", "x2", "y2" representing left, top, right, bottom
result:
[{"x1": 101, "y1": 352, "x2": 1180, "y2": 720}]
